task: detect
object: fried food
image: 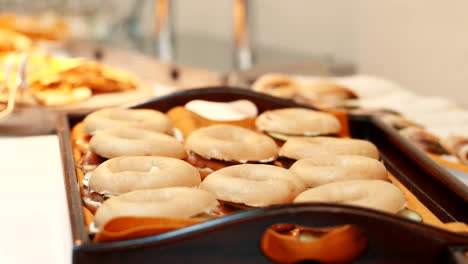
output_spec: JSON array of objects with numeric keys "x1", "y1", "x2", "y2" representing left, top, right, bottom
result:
[
  {"x1": 0, "y1": 51, "x2": 140, "y2": 106},
  {"x1": 0, "y1": 29, "x2": 32, "y2": 53},
  {"x1": 29, "y1": 58, "x2": 137, "y2": 90},
  {"x1": 33, "y1": 86, "x2": 91, "y2": 106},
  {"x1": 26, "y1": 58, "x2": 138, "y2": 106},
  {"x1": 0, "y1": 13, "x2": 68, "y2": 41}
]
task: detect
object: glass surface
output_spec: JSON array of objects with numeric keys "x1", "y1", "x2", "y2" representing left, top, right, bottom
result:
[{"x1": 0, "y1": 0, "x2": 353, "y2": 73}]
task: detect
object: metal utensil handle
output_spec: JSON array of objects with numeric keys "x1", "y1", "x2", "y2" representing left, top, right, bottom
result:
[
  {"x1": 0, "y1": 54, "x2": 27, "y2": 122},
  {"x1": 155, "y1": 0, "x2": 173, "y2": 63},
  {"x1": 233, "y1": 0, "x2": 253, "y2": 70}
]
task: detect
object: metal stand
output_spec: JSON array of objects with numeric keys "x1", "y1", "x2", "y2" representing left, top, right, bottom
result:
[
  {"x1": 233, "y1": 0, "x2": 253, "y2": 70},
  {"x1": 154, "y1": 0, "x2": 174, "y2": 63}
]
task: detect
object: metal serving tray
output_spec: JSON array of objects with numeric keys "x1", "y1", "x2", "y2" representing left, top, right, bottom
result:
[{"x1": 57, "y1": 87, "x2": 468, "y2": 264}]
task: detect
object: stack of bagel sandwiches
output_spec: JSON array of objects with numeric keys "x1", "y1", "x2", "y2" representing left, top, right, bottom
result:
[{"x1": 71, "y1": 100, "x2": 407, "y2": 242}]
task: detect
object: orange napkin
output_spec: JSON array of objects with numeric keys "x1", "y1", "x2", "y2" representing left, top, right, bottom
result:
[
  {"x1": 325, "y1": 109, "x2": 350, "y2": 138},
  {"x1": 428, "y1": 153, "x2": 468, "y2": 174},
  {"x1": 94, "y1": 217, "x2": 203, "y2": 243},
  {"x1": 389, "y1": 173, "x2": 468, "y2": 233},
  {"x1": 261, "y1": 224, "x2": 367, "y2": 263}
]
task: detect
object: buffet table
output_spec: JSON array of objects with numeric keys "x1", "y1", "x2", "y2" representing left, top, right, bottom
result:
[
  {"x1": 1, "y1": 99, "x2": 467, "y2": 263},
  {"x1": 2, "y1": 75, "x2": 468, "y2": 263},
  {"x1": 0, "y1": 135, "x2": 71, "y2": 264}
]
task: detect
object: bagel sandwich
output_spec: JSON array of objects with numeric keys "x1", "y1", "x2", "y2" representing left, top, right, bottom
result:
[
  {"x1": 73, "y1": 107, "x2": 184, "y2": 172},
  {"x1": 81, "y1": 156, "x2": 201, "y2": 213},
  {"x1": 276, "y1": 136, "x2": 380, "y2": 168},
  {"x1": 251, "y1": 73, "x2": 299, "y2": 99},
  {"x1": 296, "y1": 82, "x2": 358, "y2": 109},
  {"x1": 290, "y1": 155, "x2": 388, "y2": 188},
  {"x1": 82, "y1": 107, "x2": 174, "y2": 136},
  {"x1": 294, "y1": 180, "x2": 406, "y2": 214},
  {"x1": 201, "y1": 164, "x2": 306, "y2": 207},
  {"x1": 89, "y1": 127, "x2": 186, "y2": 159},
  {"x1": 255, "y1": 108, "x2": 342, "y2": 143},
  {"x1": 94, "y1": 187, "x2": 219, "y2": 228},
  {"x1": 184, "y1": 124, "x2": 278, "y2": 178}
]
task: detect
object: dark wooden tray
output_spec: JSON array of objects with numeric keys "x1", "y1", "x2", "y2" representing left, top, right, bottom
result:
[{"x1": 57, "y1": 87, "x2": 468, "y2": 264}]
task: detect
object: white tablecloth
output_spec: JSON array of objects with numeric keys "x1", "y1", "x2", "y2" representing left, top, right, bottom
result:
[{"x1": 0, "y1": 135, "x2": 71, "y2": 264}]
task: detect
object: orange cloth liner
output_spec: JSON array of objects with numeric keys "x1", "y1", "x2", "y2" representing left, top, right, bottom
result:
[
  {"x1": 94, "y1": 217, "x2": 202, "y2": 243},
  {"x1": 389, "y1": 174, "x2": 467, "y2": 232},
  {"x1": 325, "y1": 109, "x2": 349, "y2": 138},
  {"x1": 428, "y1": 153, "x2": 468, "y2": 174},
  {"x1": 260, "y1": 224, "x2": 367, "y2": 263}
]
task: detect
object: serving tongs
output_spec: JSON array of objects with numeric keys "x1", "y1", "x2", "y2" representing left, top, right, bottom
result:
[
  {"x1": 0, "y1": 53, "x2": 27, "y2": 122},
  {"x1": 0, "y1": 53, "x2": 56, "y2": 135}
]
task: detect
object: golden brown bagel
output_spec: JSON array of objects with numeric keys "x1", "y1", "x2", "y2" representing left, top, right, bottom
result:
[
  {"x1": 185, "y1": 124, "x2": 278, "y2": 162},
  {"x1": 251, "y1": 73, "x2": 299, "y2": 99},
  {"x1": 82, "y1": 107, "x2": 173, "y2": 135},
  {"x1": 296, "y1": 82, "x2": 358, "y2": 109},
  {"x1": 201, "y1": 164, "x2": 306, "y2": 207},
  {"x1": 89, "y1": 156, "x2": 201, "y2": 195},
  {"x1": 441, "y1": 136, "x2": 468, "y2": 165},
  {"x1": 399, "y1": 127, "x2": 447, "y2": 155},
  {"x1": 294, "y1": 180, "x2": 406, "y2": 213},
  {"x1": 89, "y1": 127, "x2": 186, "y2": 159},
  {"x1": 290, "y1": 155, "x2": 388, "y2": 187},
  {"x1": 280, "y1": 137, "x2": 379, "y2": 160},
  {"x1": 94, "y1": 187, "x2": 219, "y2": 227},
  {"x1": 256, "y1": 108, "x2": 341, "y2": 136}
]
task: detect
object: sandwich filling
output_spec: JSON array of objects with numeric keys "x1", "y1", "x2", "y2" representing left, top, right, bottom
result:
[{"x1": 185, "y1": 152, "x2": 277, "y2": 179}]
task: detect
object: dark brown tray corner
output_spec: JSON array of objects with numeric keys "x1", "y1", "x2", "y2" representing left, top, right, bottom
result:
[{"x1": 57, "y1": 87, "x2": 468, "y2": 264}]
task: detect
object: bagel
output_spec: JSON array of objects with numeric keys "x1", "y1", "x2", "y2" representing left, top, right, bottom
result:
[
  {"x1": 379, "y1": 114, "x2": 423, "y2": 130},
  {"x1": 296, "y1": 82, "x2": 358, "y2": 109},
  {"x1": 256, "y1": 108, "x2": 341, "y2": 136},
  {"x1": 94, "y1": 187, "x2": 219, "y2": 227},
  {"x1": 290, "y1": 155, "x2": 388, "y2": 187},
  {"x1": 441, "y1": 136, "x2": 468, "y2": 165},
  {"x1": 82, "y1": 107, "x2": 173, "y2": 135},
  {"x1": 294, "y1": 180, "x2": 406, "y2": 213},
  {"x1": 185, "y1": 124, "x2": 277, "y2": 163},
  {"x1": 201, "y1": 164, "x2": 306, "y2": 207},
  {"x1": 89, "y1": 127, "x2": 186, "y2": 159},
  {"x1": 399, "y1": 127, "x2": 447, "y2": 155},
  {"x1": 280, "y1": 137, "x2": 379, "y2": 160},
  {"x1": 184, "y1": 99, "x2": 258, "y2": 121},
  {"x1": 251, "y1": 73, "x2": 299, "y2": 99},
  {"x1": 89, "y1": 156, "x2": 201, "y2": 195}
]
